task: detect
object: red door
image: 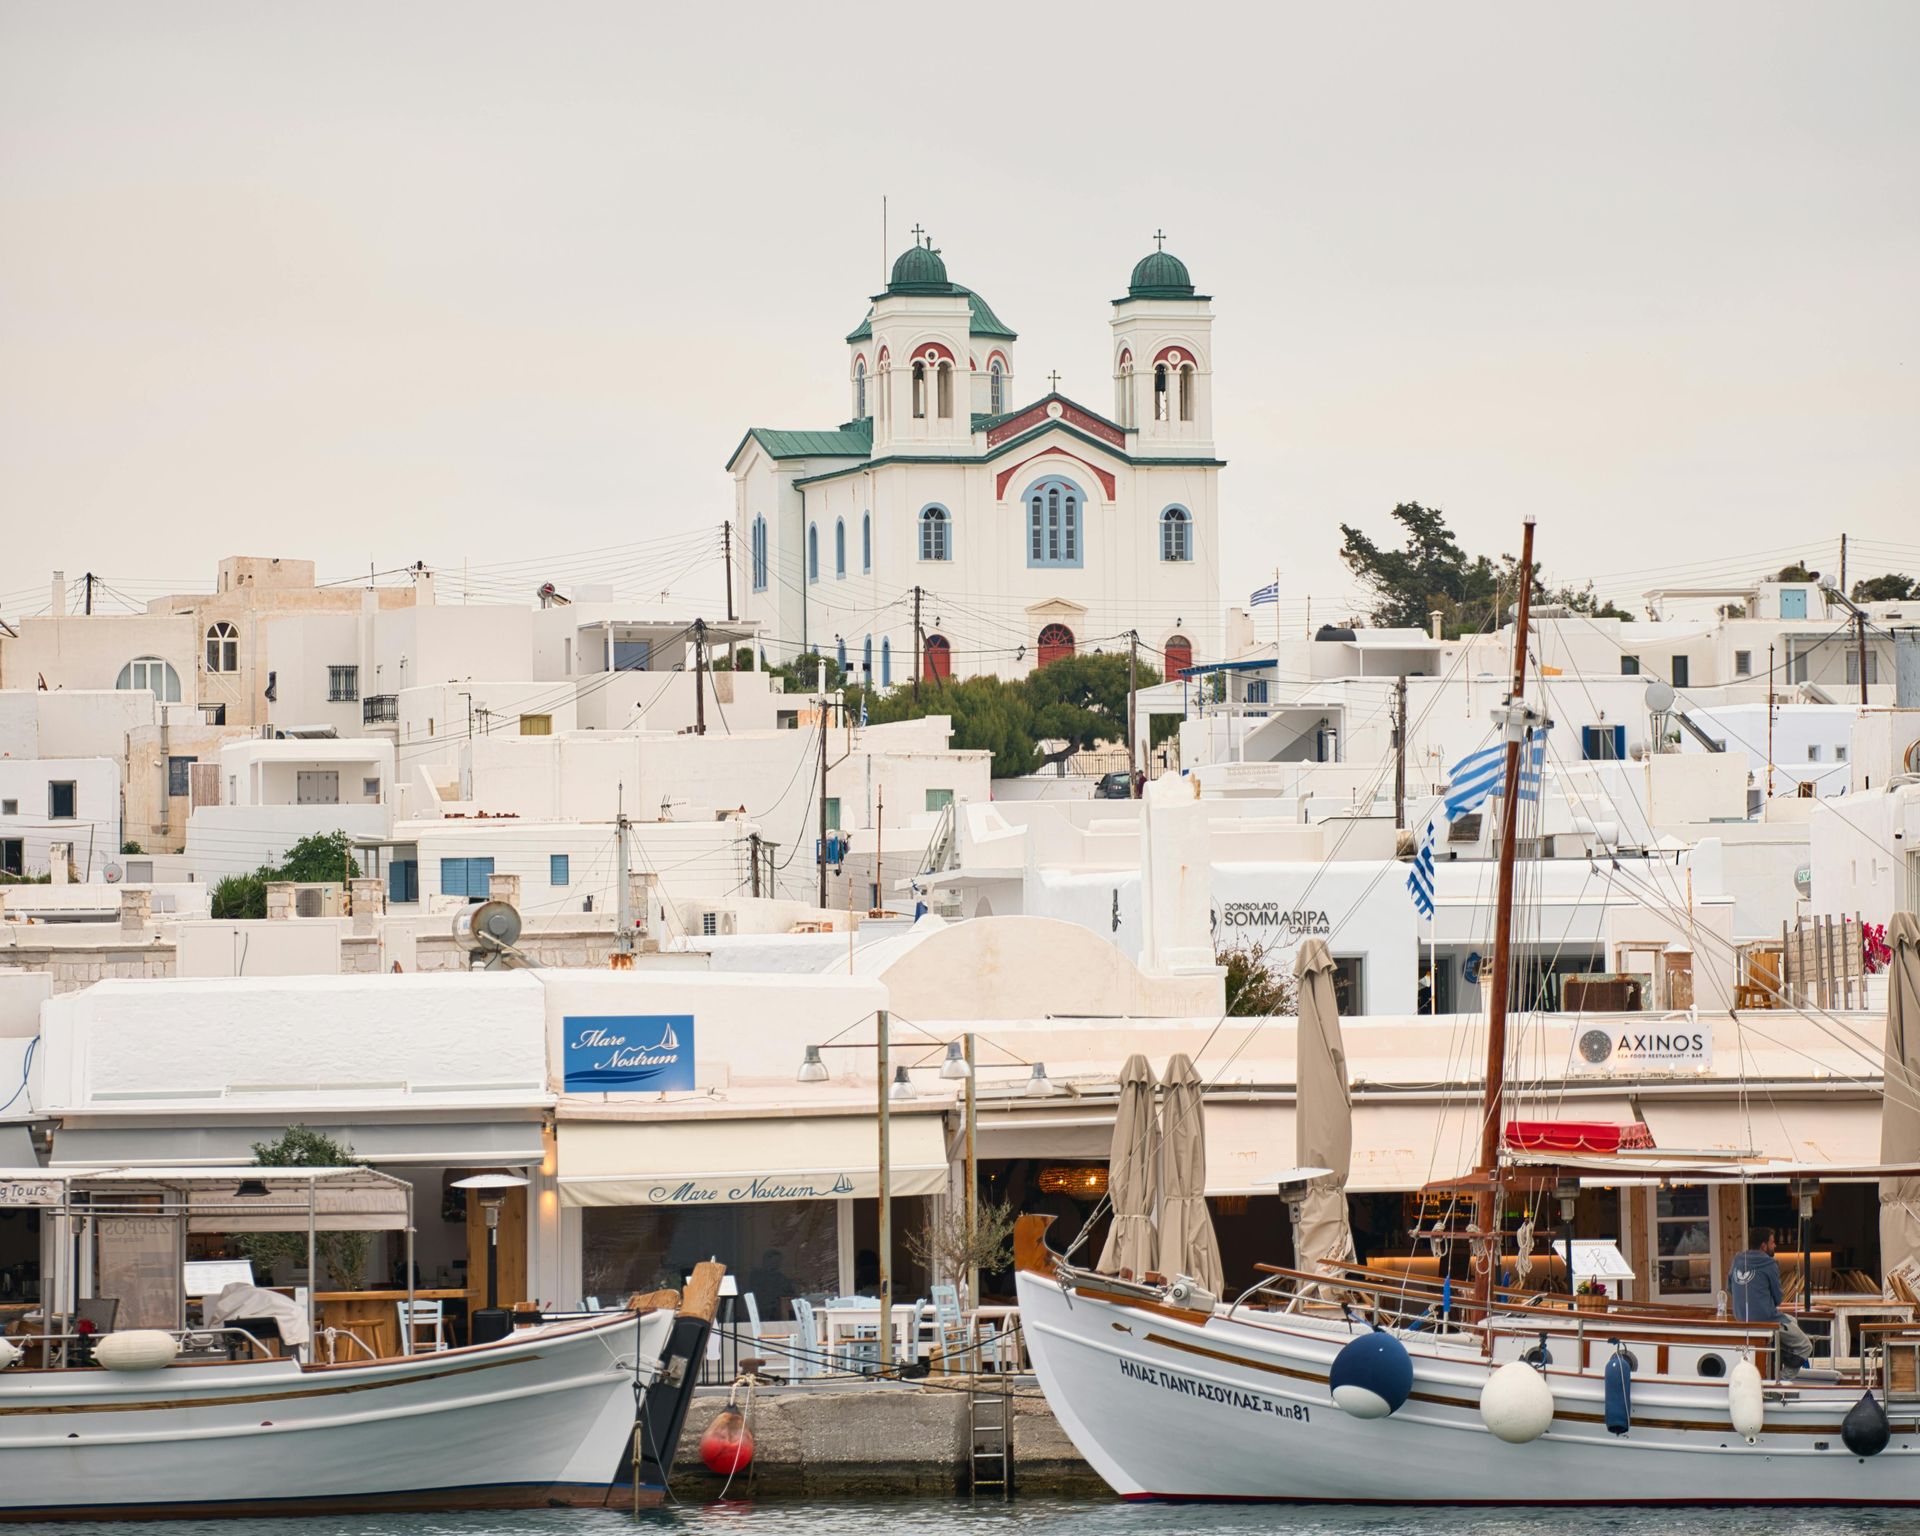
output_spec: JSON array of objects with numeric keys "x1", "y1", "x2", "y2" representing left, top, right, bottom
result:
[
  {"x1": 924, "y1": 634, "x2": 952, "y2": 681},
  {"x1": 1163, "y1": 635, "x2": 1193, "y2": 679},
  {"x1": 1037, "y1": 624, "x2": 1075, "y2": 667}
]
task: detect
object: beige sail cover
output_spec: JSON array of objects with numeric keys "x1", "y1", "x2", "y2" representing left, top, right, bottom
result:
[
  {"x1": 1098, "y1": 1053, "x2": 1160, "y2": 1278},
  {"x1": 1880, "y1": 912, "x2": 1920, "y2": 1290},
  {"x1": 1294, "y1": 938, "x2": 1356, "y2": 1277},
  {"x1": 1157, "y1": 1053, "x2": 1224, "y2": 1292}
]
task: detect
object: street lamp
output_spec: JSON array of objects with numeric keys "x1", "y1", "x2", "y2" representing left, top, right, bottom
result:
[
  {"x1": 452, "y1": 1169, "x2": 530, "y2": 1345},
  {"x1": 889, "y1": 1066, "x2": 917, "y2": 1101},
  {"x1": 796, "y1": 1045, "x2": 830, "y2": 1083},
  {"x1": 940, "y1": 1041, "x2": 971, "y2": 1080},
  {"x1": 1024, "y1": 1062, "x2": 1056, "y2": 1098}
]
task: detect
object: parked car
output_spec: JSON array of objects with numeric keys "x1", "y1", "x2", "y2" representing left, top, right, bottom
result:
[{"x1": 1094, "y1": 771, "x2": 1133, "y2": 799}]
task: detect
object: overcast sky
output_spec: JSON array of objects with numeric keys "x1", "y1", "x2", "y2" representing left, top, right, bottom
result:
[{"x1": 2, "y1": 1, "x2": 1915, "y2": 624}]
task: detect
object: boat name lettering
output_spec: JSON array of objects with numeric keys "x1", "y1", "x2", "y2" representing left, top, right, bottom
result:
[{"x1": 1118, "y1": 1357, "x2": 1309, "y2": 1420}]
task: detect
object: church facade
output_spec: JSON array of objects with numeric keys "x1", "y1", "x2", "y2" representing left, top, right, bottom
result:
[{"x1": 727, "y1": 238, "x2": 1223, "y2": 689}]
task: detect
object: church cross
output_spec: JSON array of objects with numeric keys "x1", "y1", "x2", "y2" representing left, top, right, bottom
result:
[
  {"x1": 1047, "y1": 370, "x2": 1062, "y2": 392},
  {"x1": 1153, "y1": 228, "x2": 1167, "y2": 252},
  {"x1": 910, "y1": 223, "x2": 926, "y2": 247}
]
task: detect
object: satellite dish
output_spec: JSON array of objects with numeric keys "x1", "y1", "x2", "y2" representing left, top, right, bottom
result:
[
  {"x1": 103, "y1": 861, "x2": 123, "y2": 884},
  {"x1": 1643, "y1": 680, "x2": 1676, "y2": 713}
]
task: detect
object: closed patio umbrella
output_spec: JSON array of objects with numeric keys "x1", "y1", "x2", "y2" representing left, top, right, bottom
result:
[
  {"x1": 1879, "y1": 913, "x2": 1920, "y2": 1287},
  {"x1": 1098, "y1": 1053, "x2": 1159, "y2": 1278},
  {"x1": 1158, "y1": 1052, "x2": 1224, "y2": 1293},
  {"x1": 1294, "y1": 938, "x2": 1356, "y2": 1280}
]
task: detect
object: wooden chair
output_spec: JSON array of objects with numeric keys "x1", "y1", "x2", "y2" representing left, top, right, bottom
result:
[{"x1": 395, "y1": 1299, "x2": 447, "y2": 1354}]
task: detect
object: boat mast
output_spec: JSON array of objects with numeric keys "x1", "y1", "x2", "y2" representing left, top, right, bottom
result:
[{"x1": 1476, "y1": 515, "x2": 1537, "y2": 1317}]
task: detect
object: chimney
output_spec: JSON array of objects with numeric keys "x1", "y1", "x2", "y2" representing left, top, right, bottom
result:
[
  {"x1": 350, "y1": 877, "x2": 386, "y2": 935},
  {"x1": 1429, "y1": 609, "x2": 1446, "y2": 642},
  {"x1": 487, "y1": 871, "x2": 521, "y2": 909},
  {"x1": 51, "y1": 571, "x2": 66, "y2": 617},
  {"x1": 414, "y1": 568, "x2": 436, "y2": 607}
]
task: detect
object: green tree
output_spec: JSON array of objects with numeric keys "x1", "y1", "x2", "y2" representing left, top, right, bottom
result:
[
  {"x1": 210, "y1": 872, "x2": 267, "y2": 920},
  {"x1": 1853, "y1": 573, "x2": 1919, "y2": 603},
  {"x1": 1338, "y1": 503, "x2": 1506, "y2": 636},
  {"x1": 276, "y1": 830, "x2": 360, "y2": 885},
  {"x1": 1537, "y1": 580, "x2": 1634, "y2": 621},
  {"x1": 235, "y1": 1126, "x2": 372, "y2": 1289},
  {"x1": 120, "y1": 839, "x2": 144, "y2": 855},
  {"x1": 1024, "y1": 651, "x2": 1171, "y2": 765},
  {"x1": 1220, "y1": 942, "x2": 1297, "y2": 1016},
  {"x1": 1776, "y1": 561, "x2": 1818, "y2": 583}
]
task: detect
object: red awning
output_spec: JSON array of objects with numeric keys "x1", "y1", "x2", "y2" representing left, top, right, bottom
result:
[{"x1": 1505, "y1": 1119, "x2": 1654, "y2": 1155}]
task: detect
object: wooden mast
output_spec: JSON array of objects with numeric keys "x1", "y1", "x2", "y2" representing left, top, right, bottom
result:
[{"x1": 1476, "y1": 515, "x2": 1537, "y2": 1318}]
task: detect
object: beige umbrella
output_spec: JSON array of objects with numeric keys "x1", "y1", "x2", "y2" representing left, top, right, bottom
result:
[
  {"x1": 1293, "y1": 938, "x2": 1356, "y2": 1279},
  {"x1": 1098, "y1": 1053, "x2": 1159, "y2": 1278},
  {"x1": 1879, "y1": 913, "x2": 1920, "y2": 1290},
  {"x1": 1158, "y1": 1053, "x2": 1224, "y2": 1292}
]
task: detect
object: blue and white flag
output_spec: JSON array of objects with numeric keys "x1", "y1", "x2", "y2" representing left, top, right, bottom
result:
[
  {"x1": 1405, "y1": 819, "x2": 1438, "y2": 919},
  {"x1": 859, "y1": 693, "x2": 868, "y2": 728},
  {"x1": 1249, "y1": 581, "x2": 1279, "y2": 608},
  {"x1": 1443, "y1": 728, "x2": 1549, "y2": 822}
]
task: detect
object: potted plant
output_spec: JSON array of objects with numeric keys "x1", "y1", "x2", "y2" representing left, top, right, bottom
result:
[{"x1": 1576, "y1": 1279, "x2": 1608, "y2": 1311}]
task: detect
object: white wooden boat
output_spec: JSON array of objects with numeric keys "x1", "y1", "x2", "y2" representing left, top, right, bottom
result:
[{"x1": 0, "y1": 1310, "x2": 673, "y2": 1520}]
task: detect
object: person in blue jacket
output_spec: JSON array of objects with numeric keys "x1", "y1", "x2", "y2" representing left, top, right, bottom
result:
[{"x1": 1729, "y1": 1227, "x2": 1813, "y2": 1374}]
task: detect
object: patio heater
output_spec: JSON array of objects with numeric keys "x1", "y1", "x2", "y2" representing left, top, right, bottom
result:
[{"x1": 453, "y1": 1170, "x2": 530, "y2": 1345}]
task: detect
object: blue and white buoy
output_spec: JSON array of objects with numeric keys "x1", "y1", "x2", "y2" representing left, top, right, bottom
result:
[{"x1": 1329, "y1": 1328, "x2": 1414, "y2": 1419}]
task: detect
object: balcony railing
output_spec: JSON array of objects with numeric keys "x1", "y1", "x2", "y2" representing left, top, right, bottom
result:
[{"x1": 362, "y1": 695, "x2": 399, "y2": 724}]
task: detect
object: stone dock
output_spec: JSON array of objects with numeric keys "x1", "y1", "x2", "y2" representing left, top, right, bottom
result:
[{"x1": 672, "y1": 1380, "x2": 1102, "y2": 1497}]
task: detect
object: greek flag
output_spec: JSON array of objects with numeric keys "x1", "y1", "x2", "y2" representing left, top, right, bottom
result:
[
  {"x1": 1249, "y1": 581, "x2": 1279, "y2": 608},
  {"x1": 1444, "y1": 728, "x2": 1549, "y2": 822},
  {"x1": 1405, "y1": 819, "x2": 1437, "y2": 918},
  {"x1": 859, "y1": 694, "x2": 868, "y2": 729}
]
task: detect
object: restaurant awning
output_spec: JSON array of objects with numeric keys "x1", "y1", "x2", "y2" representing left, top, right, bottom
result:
[
  {"x1": 50, "y1": 1121, "x2": 546, "y2": 1169},
  {"x1": 1637, "y1": 1097, "x2": 1879, "y2": 1167},
  {"x1": 558, "y1": 1112, "x2": 950, "y2": 1207},
  {"x1": 973, "y1": 1111, "x2": 1115, "y2": 1160}
]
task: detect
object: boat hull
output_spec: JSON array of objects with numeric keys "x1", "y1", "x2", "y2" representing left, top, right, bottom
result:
[
  {"x1": 1018, "y1": 1270, "x2": 1920, "y2": 1504},
  {"x1": 0, "y1": 1311, "x2": 672, "y2": 1521}
]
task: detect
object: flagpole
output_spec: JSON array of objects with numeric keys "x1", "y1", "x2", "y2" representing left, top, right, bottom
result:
[{"x1": 1273, "y1": 566, "x2": 1281, "y2": 649}]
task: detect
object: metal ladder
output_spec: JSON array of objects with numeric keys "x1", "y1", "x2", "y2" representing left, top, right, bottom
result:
[{"x1": 967, "y1": 1381, "x2": 1012, "y2": 1500}]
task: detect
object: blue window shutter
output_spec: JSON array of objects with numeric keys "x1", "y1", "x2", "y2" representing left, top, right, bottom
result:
[
  {"x1": 470, "y1": 857, "x2": 494, "y2": 898},
  {"x1": 550, "y1": 854, "x2": 570, "y2": 886},
  {"x1": 390, "y1": 860, "x2": 416, "y2": 903},
  {"x1": 440, "y1": 858, "x2": 466, "y2": 897}
]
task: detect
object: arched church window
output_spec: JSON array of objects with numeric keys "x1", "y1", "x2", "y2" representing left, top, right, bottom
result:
[
  {"x1": 751, "y1": 516, "x2": 768, "y2": 592},
  {"x1": 1160, "y1": 506, "x2": 1192, "y2": 562},
  {"x1": 1026, "y1": 478, "x2": 1083, "y2": 568},
  {"x1": 808, "y1": 523, "x2": 820, "y2": 583},
  {"x1": 1154, "y1": 363, "x2": 1171, "y2": 422},
  {"x1": 862, "y1": 512, "x2": 872, "y2": 572},
  {"x1": 837, "y1": 637, "x2": 847, "y2": 673},
  {"x1": 854, "y1": 358, "x2": 867, "y2": 418},
  {"x1": 936, "y1": 361, "x2": 954, "y2": 420},
  {"x1": 1037, "y1": 624, "x2": 1075, "y2": 667},
  {"x1": 881, "y1": 637, "x2": 892, "y2": 687},
  {"x1": 863, "y1": 635, "x2": 873, "y2": 686},
  {"x1": 1163, "y1": 635, "x2": 1193, "y2": 679},
  {"x1": 835, "y1": 518, "x2": 847, "y2": 579},
  {"x1": 919, "y1": 505, "x2": 951, "y2": 562},
  {"x1": 1179, "y1": 363, "x2": 1196, "y2": 422},
  {"x1": 989, "y1": 358, "x2": 1006, "y2": 414},
  {"x1": 116, "y1": 656, "x2": 181, "y2": 702},
  {"x1": 1116, "y1": 350, "x2": 1134, "y2": 428},
  {"x1": 205, "y1": 621, "x2": 239, "y2": 673},
  {"x1": 912, "y1": 361, "x2": 927, "y2": 419}
]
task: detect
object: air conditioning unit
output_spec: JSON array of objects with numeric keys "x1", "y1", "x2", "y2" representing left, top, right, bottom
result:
[{"x1": 291, "y1": 882, "x2": 346, "y2": 917}]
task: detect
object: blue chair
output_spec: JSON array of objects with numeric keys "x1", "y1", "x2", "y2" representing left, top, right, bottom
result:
[{"x1": 788, "y1": 1297, "x2": 821, "y2": 1379}]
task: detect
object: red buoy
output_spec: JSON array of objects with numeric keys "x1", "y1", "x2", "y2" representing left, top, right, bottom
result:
[{"x1": 699, "y1": 1407, "x2": 754, "y2": 1475}]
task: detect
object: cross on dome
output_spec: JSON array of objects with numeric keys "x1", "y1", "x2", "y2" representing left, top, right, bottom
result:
[
  {"x1": 1153, "y1": 229, "x2": 1166, "y2": 252},
  {"x1": 910, "y1": 223, "x2": 927, "y2": 247},
  {"x1": 1047, "y1": 370, "x2": 1062, "y2": 392}
]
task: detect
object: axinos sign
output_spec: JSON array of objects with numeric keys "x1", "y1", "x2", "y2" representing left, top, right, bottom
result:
[{"x1": 1571, "y1": 1021, "x2": 1712, "y2": 1074}]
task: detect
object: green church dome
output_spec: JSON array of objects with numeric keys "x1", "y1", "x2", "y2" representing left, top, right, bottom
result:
[
  {"x1": 1127, "y1": 248, "x2": 1196, "y2": 299},
  {"x1": 888, "y1": 243, "x2": 951, "y2": 294}
]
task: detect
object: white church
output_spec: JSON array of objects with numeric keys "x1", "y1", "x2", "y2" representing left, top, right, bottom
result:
[{"x1": 727, "y1": 235, "x2": 1225, "y2": 688}]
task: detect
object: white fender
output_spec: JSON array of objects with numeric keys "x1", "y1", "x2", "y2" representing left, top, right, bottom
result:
[
  {"x1": 92, "y1": 1329, "x2": 180, "y2": 1371},
  {"x1": 1728, "y1": 1358, "x2": 1765, "y2": 1441},
  {"x1": 1480, "y1": 1359, "x2": 1555, "y2": 1444}
]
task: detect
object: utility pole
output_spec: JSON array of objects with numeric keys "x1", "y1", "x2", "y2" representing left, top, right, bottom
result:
[
  {"x1": 83, "y1": 573, "x2": 94, "y2": 616},
  {"x1": 1856, "y1": 609, "x2": 1870, "y2": 705},
  {"x1": 1839, "y1": 533, "x2": 1848, "y2": 601},
  {"x1": 912, "y1": 585, "x2": 923, "y2": 705},
  {"x1": 1767, "y1": 643, "x2": 1776, "y2": 799},
  {"x1": 876, "y1": 1008, "x2": 893, "y2": 1371},
  {"x1": 873, "y1": 786, "x2": 884, "y2": 914},
  {"x1": 1393, "y1": 673, "x2": 1408, "y2": 830},
  {"x1": 748, "y1": 831, "x2": 762, "y2": 898},
  {"x1": 615, "y1": 786, "x2": 634, "y2": 959},
  {"x1": 1126, "y1": 631, "x2": 1139, "y2": 796},
  {"x1": 722, "y1": 522, "x2": 736, "y2": 623},
  {"x1": 698, "y1": 626, "x2": 710, "y2": 728},
  {"x1": 817, "y1": 714, "x2": 830, "y2": 909}
]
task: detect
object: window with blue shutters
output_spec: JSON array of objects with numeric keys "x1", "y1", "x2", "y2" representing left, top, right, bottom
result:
[
  {"x1": 550, "y1": 854, "x2": 570, "y2": 886},
  {"x1": 1026, "y1": 478, "x2": 1083, "y2": 568},
  {"x1": 439, "y1": 856, "x2": 495, "y2": 900},
  {"x1": 388, "y1": 859, "x2": 419, "y2": 903}
]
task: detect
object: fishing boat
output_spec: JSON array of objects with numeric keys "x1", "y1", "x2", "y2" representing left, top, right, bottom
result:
[
  {"x1": 1018, "y1": 517, "x2": 1920, "y2": 1504},
  {"x1": 0, "y1": 1165, "x2": 681, "y2": 1521}
]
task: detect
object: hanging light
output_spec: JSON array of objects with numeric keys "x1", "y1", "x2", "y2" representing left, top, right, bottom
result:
[
  {"x1": 1024, "y1": 1062, "x2": 1055, "y2": 1098},
  {"x1": 797, "y1": 1046, "x2": 830, "y2": 1083},
  {"x1": 890, "y1": 1065, "x2": 917, "y2": 1101},
  {"x1": 939, "y1": 1041, "x2": 971, "y2": 1080}
]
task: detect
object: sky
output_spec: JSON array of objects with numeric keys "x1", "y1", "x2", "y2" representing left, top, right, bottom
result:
[{"x1": 2, "y1": 1, "x2": 1916, "y2": 625}]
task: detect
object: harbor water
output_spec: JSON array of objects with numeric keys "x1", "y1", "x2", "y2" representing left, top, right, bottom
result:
[{"x1": 10, "y1": 1500, "x2": 1920, "y2": 1536}]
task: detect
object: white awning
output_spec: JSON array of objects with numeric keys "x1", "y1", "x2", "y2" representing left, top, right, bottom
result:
[
  {"x1": 1204, "y1": 1100, "x2": 1489, "y2": 1195},
  {"x1": 973, "y1": 1111, "x2": 1115, "y2": 1160},
  {"x1": 558, "y1": 1112, "x2": 950, "y2": 1207},
  {"x1": 51, "y1": 1121, "x2": 545, "y2": 1169},
  {"x1": 1638, "y1": 1097, "x2": 1879, "y2": 1167}
]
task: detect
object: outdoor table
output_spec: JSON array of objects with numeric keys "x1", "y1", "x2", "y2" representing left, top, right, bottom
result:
[
  {"x1": 1818, "y1": 1297, "x2": 1912, "y2": 1360},
  {"x1": 314, "y1": 1287, "x2": 469, "y2": 1360},
  {"x1": 817, "y1": 1302, "x2": 920, "y2": 1370}
]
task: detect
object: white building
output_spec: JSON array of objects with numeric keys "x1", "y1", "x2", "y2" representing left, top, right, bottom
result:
[
  {"x1": 731, "y1": 237, "x2": 1223, "y2": 686},
  {"x1": 0, "y1": 757, "x2": 121, "y2": 880},
  {"x1": 183, "y1": 738, "x2": 394, "y2": 882}
]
